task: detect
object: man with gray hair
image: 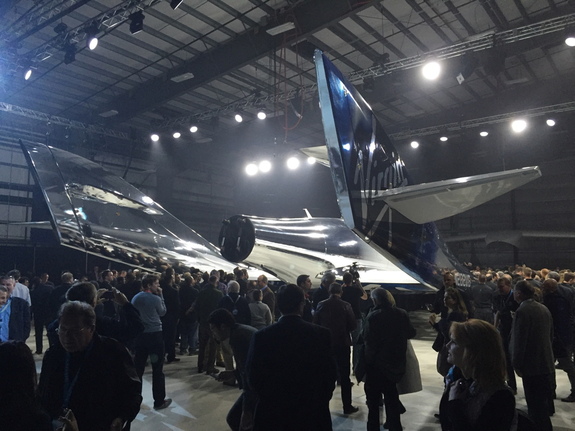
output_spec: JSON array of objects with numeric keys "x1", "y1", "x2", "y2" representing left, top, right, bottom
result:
[
  {"x1": 362, "y1": 288, "x2": 416, "y2": 431},
  {"x1": 6, "y1": 270, "x2": 31, "y2": 305},
  {"x1": 39, "y1": 301, "x2": 142, "y2": 431}
]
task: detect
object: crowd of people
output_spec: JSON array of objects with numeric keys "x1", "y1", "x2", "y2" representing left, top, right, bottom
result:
[{"x1": 0, "y1": 263, "x2": 573, "y2": 430}]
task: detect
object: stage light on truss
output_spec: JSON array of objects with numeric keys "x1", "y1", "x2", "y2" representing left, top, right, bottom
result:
[
  {"x1": 129, "y1": 11, "x2": 145, "y2": 35},
  {"x1": 546, "y1": 119, "x2": 556, "y2": 127},
  {"x1": 86, "y1": 23, "x2": 99, "y2": 50},
  {"x1": 286, "y1": 157, "x2": 300, "y2": 170},
  {"x1": 479, "y1": 131, "x2": 489, "y2": 137},
  {"x1": 422, "y1": 60, "x2": 441, "y2": 80},
  {"x1": 410, "y1": 141, "x2": 419, "y2": 149},
  {"x1": 173, "y1": 132, "x2": 181, "y2": 138},
  {"x1": 190, "y1": 125, "x2": 198, "y2": 133},
  {"x1": 151, "y1": 133, "x2": 160, "y2": 142},
  {"x1": 245, "y1": 163, "x2": 258, "y2": 176},
  {"x1": 511, "y1": 119, "x2": 527, "y2": 133},
  {"x1": 63, "y1": 43, "x2": 76, "y2": 64},
  {"x1": 259, "y1": 160, "x2": 271, "y2": 173},
  {"x1": 234, "y1": 113, "x2": 243, "y2": 123},
  {"x1": 170, "y1": 0, "x2": 184, "y2": 10}
]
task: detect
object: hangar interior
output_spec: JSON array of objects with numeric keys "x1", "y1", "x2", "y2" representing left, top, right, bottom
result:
[{"x1": 0, "y1": 0, "x2": 575, "y2": 271}]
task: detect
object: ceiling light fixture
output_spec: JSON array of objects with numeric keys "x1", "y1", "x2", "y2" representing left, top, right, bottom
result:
[
  {"x1": 173, "y1": 132, "x2": 181, "y2": 138},
  {"x1": 234, "y1": 113, "x2": 243, "y2": 123},
  {"x1": 480, "y1": 131, "x2": 489, "y2": 137},
  {"x1": 257, "y1": 110, "x2": 267, "y2": 120},
  {"x1": 511, "y1": 119, "x2": 527, "y2": 133},
  {"x1": 24, "y1": 67, "x2": 33, "y2": 81},
  {"x1": 85, "y1": 23, "x2": 99, "y2": 50},
  {"x1": 129, "y1": 11, "x2": 145, "y2": 35},
  {"x1": 190, "y1": 125, "x2": 198, "y2": 133},
  {"x1": 410, "y1": 141, "x2": 419, "y2": 149},
  {"x1": 266, "y1": 22, "x2": 296, "y2": 36},
  {"x1": 422, "y1": 61, "x2": 441, "y2": 80},
  {"x1": 440, "y1": 136, "x2": 448, "y2": 142},
  {"x1": 151, "y1": 134, "x2": 160, "y2": 142},
  {"x1": 63, "y1": 43, "x2": 76, "y2": 64},
  {"x1": 546, "y1": 119, "x2": 556, "y2": 127},
  {"x1": 259, "y1": 160, "x2": 271, "y2": 173},
  {"x1": 307, "y1": 157, "x2": 316, "y2": 165},
  {"x1": 245, "y1": 163, "x2": 258, "y2": 176},
  {"x1": 286, "y1": 157, "x2": 300, "y2": 170},
  {"x1": 565, "y1": 29, "x2": 575, "y2": 47}
]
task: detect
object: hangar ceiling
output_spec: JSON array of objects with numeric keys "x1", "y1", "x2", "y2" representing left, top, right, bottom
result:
[{"x1": 0, "y1": 0, "x2": 575, "y2": 268}]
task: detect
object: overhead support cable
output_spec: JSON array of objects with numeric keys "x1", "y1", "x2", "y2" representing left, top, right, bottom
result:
[{"x1": 158, "y1": 12, "x2": 575, "y2": 129}]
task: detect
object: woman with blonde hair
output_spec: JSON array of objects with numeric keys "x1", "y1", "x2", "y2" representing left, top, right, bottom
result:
[{"x1": 439, "y1": 319, "x2": 516, "y2": 430}]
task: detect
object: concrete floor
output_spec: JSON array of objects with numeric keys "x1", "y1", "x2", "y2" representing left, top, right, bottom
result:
[{"x1": 33, "y1": 310, "x2": 574, "y2": 430}]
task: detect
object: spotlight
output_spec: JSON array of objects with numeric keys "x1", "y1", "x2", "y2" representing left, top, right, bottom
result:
[
  {"x1": 410, "y1": 141, "x2": 419, "y2": 149},
  {"x1": 170, "y1": 0, "x2": 184, "y2": 10},
  {"x1": 307, "y1": 157, "x2": 316, "y2": 165},
  {"x1": 259, "y1": 160, "x2": 271, "y2": 173},
  {"x1": 257, "y1": 110, "x2": 267, "y2": 120},
  {"x1": 565, "y1": 29, "x2": 575, "y2": 47},
  {"x1": 151, "y1": 133, "x2": 160, "y2": 142},
  {"x1": 234, "y1": 113, "x2": 243, "y2": 123},
  {"x1": 456, "y1": 52, "x2": 478, "y2": 84},
  {"x1": 363, "y1": 76, "x2": 375, "y2": 92},
  {"x1": 190, "y1": 125, "x2": 198, "y2": 133},
  {"x1": 480, "y1": 131, "x2": 489, "y2": 137},
  {"x1": 86, "y1": 23, "x2": 99, "y2": 50},
  {"x1": 173, "y1": 132, "x2": 181, "y2": 138},
  {"x1": 546, "y1": 119, "x2": 556, "y2": 127},
  {"x1": 24, "y1": 67, "x2": 33, "y2": 80},
  {"x1": 511, "y1": 119, "x2": 527, "y2": 133},
  {"x1": 245, "y1": 163, "x2": 258, "y2": 176},
  {"x1": 63, "y1": 43, "x2": 76, "y2": 64},
  {"x1": 422, "y1": 61, "x2": 441, "y2": 80},
  {"x1": 129, "y1": 11, "x2": 145, "y2": 35},
  {"x1": 286, "y1": 157, "x2": 300, "y2": 170},
  {"x1": 440, "y1": 136, "x2": 448, "y2": 142}
]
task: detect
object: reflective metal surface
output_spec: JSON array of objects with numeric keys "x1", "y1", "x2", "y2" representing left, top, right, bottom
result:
[
  {"x1": 21, "y1": 141, "x2": 239, "y2": 273},
  {"x1": 315, "y1": 51, "x2": 471, "y2": 288},
  {"x1": 219, "y1": 214, "x2": 422, "y2": 289}
]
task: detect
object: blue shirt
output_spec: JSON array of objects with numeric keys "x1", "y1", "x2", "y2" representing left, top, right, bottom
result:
[
  {"x1": 131, "y1": 291, "x2": 166, "y2": 333},
  {"x1": 0, "y1": 297, "x2": 12, "y2": 342}
]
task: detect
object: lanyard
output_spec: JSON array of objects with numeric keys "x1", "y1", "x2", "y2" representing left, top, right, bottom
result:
[{"x1": 63, "y1": 340, "x2": 93, "y2": 409}]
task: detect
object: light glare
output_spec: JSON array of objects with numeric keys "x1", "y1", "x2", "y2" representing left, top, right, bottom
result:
[
  {"x1": 440, "y1": 136, "x2": 448, "y2": 142},
  {"x1": 234, "y1": 114, "x2": 243, "y2": 123},
  {"x1": 190, "y1": 125, "x2": 198, "y2": 133},
  {"x1": 410, "y1": 141, "x2": 419, "y2": 149},
  {"x1": 245, "y1": 163, "x2": 258, "y2": 176},
  {"x1": 287, "y1": 157, "x2": 300, "y2": 170},
  {"x1": 480, "y1": 131, "x2": 489, "y2": 137},
  {"x1": 24, "y1": 69, "x2": 32, "y2": 80},
  {"x1": 422, "y1": 61, "x2": 441, "y2": 80},
  {"x1": 88, "y1": 37, "x2": 98, "y2": 50},
  {"x1": 307, "y1": 157, "x2": 316, "y2": 165},
  {"x1": 151, "y1": 134, "x2": 159, "y2": 142},
  {"x1": 259, "y1": 160, "x2": 271, "y2": 173},
  {"x1": 257, "y1": 111, "x2": 266, "y2": 120},
  {"x1": 173, "y1": 132, "x2": 181, "y2": 138},
  {"x1": 566, "y1": 36, "x2": 575, "y2": 47},
  {"x1": 546, "y1": 119, "x2": 555, "y2": 127},
  {"x1": 511, "y1": 119, "x2": 527, "y2": 133}
]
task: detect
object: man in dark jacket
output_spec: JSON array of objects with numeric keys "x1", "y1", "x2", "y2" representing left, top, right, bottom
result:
[
  {"x1": 31, "y1": 279, "x2": 53, "y2": 353},
  {"x1": 246, "y1": 284, "x2": 336, "y2": 431},
  {"x1": 38, "y1": 301, "x2": 142, "y2": 431},
  {"x1": 314, "y1": 282, "x2": 358, "y2": 414},
  {"x1": 362, "y1": 288, "x2": 416, "y2": 431},
  {"x1": 0, "y1": 284, "x2": 30, "y2": 342}
]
